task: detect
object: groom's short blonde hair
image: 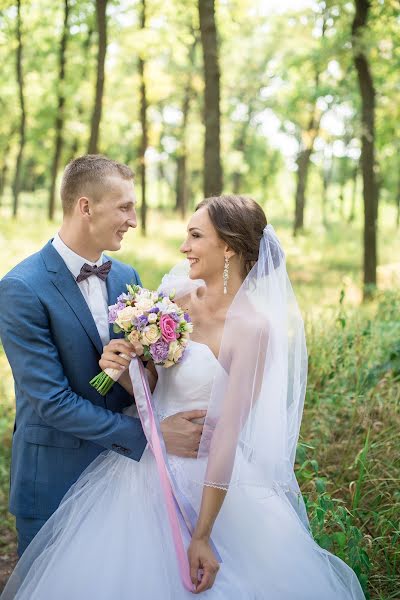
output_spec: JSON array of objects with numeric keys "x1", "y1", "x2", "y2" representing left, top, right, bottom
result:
[{"x1": 61, "y1": 155, "x2": 134, "y2": 214}]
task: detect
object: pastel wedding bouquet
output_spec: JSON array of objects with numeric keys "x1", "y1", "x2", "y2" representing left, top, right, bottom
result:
[{"x1": 90, "y1": 284, "x2": 193, "y2": 395}]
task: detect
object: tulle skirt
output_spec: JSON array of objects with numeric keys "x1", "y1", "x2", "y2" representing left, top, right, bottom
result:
[{"x1": 1, "y1": 448, "x2": 365, "y2": 599}]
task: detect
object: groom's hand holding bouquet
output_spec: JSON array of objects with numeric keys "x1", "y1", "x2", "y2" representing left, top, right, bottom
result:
[{"x1": 91, "y1": 284, "x2": 193, "y2": 394}]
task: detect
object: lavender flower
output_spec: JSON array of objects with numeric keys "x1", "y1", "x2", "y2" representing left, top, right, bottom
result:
[
  {"x1": 149, "y1": 307, "x2": 160, "y2": 314},
  {"x1": 184, "y1": 312, "x2": 191, "y2": 323},
  {"x1": 150, "y1": 339, "x2": 169, "y2": 362},
  {"x1": 108, "y1": 303, "x2": 126, "y2": 324},
  {"x1": 135, "y1": 315, "x2": 149, "y2": 331},
  {"x1": 117, "y1": 292, "x2": 133, "y2": 303},
  {"x1": 169, "y1": 312, "x2": 180, "y2": 323}
]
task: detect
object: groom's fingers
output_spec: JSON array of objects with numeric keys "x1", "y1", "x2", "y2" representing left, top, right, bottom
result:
[
  {"x1": 105, "y1": 340, "x2": 136, "y2": 355},
  {"x1": 180, "y1": 410, "x2": 207, "y2": 422},
  {"x1": 101, "y1": 351, "x2": 131, "y2": 369},
  {"x1": 100, "y1": 340, "x2": 137, "y2": 370}
]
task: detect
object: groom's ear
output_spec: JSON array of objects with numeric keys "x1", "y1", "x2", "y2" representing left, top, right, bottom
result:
[{"x1": 77, "y1": 196, "x2": 91, "y2": 217}]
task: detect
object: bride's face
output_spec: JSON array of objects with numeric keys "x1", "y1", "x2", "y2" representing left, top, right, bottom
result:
[{"x1": 180, "y1": 207, "x2": 227, "y2": 282}]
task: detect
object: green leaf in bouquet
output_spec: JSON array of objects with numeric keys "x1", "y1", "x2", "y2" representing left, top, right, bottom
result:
[{"x1": 143, "y1": 347, "x2": 152, "y2": 361}]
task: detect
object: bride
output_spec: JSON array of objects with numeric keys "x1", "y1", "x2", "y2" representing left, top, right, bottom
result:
[{"x1": 1, "y1": 195, "x2": 365, "y2": 599}]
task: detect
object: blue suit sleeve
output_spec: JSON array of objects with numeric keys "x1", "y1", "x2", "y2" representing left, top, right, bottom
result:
[
  {"x1": 0, "y1": 276, "x2": 147, "y2": 461},
  {"x1": 132, "y1": 267, "x2": 142, "y2": 286}
]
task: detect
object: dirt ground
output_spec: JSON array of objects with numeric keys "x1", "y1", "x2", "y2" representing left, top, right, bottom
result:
[{"x1": 0, "y1": 531, "x2": 17, "y2": 593}]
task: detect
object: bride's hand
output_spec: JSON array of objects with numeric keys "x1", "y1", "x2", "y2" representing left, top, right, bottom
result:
[{"x1": 188, "y1": 537, "x2": 220, "y2": 594}]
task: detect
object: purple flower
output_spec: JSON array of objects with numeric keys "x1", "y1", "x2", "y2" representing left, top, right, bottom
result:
[
  {"x1": 184, "y1": 312, "x2": 191, "y2": 323},
  {"x1": 117, "y1": 293, "x2": 133, "y2": 303},
  {"x1": 108, "y1": 304, "x2": 119, "y2": 324},
  {"x1": 149, "y1": 307, "x2": 160, "y2": 314},
  {"x1": 169, "y1": 312, "x2": 180, "y2": 323},
  {"x1": 109, "y1": 301, "x2": 133, "y2": 324},
  {"x1": 150, "y1": 339, "x2": 169, "y2": 362},
  {"x1": 135, "y1": 315, "x2": 149, "y2": 331}
]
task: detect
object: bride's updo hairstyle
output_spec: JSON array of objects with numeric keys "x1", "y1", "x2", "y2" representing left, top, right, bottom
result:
[{"x1": 196, "y1": 195, "x2": 267, "y2": 275}]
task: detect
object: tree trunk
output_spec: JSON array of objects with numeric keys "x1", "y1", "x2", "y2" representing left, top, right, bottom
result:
[
  {"x1": 294, "y1": 146, "x2": 314, "y2": 235},
  {"x1": 0, "y1": 159, "x2": 9, "y2": 205},
  {"x1": 348, "y1": 161, "x2": 359, "y2": 223},
  {"x1": 48, "y1": 0, "x2": 70, "y2": 220},
  {"x1": 0, "y1": 126, "x2": 16, "y2": 203},
  {"x1": 293, "y1": 75, "x2": 321, "y2": 236},
  {"x1": 198, "y1": 0, "x2": 222, "y2": 197},
  {"x1": 0, "y1": 159, "x2": 9, "y2": 203},
  {"x1": 88, "y1": 0, "x2": 107, "y2": 154},
  {"x1": 175, "y1": 35, "x2": 197, "y2": 218},
  {"x1": 12, "y1": 0, "x2": 26, "y2": 218},
  {"x1": 321, "y1": 153, "x2": 332, "y2": 228},
  {"x1": 232, "y1": 112, "x2": 252, "y2": 194},
  {"x1": 352, "y1": 0, "x2": 378, "y2": 299},
  {"x1": 138, "y1": 0, "x2": 148, "y2": 235},
  {"x1": 67, "y1": 28, "x2": 93, "y2": 163}
]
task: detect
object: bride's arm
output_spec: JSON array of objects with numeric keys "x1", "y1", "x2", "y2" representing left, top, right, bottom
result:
[
  {"x1": 188, "y1": 323, "x2": 267, "y2": 593},
  {"x1": 188, "y1": 487, "x2": 224, "y2": 593}
]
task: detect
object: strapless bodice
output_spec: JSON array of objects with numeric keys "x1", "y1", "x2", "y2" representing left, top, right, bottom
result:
[{"x1": 152, "y1": 341, "x2": 218, "y2": 419}]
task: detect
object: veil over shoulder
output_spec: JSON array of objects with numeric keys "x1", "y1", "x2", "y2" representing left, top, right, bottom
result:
[{"x1": 164, "y1": 226, "x2": 309, "y2": 526}]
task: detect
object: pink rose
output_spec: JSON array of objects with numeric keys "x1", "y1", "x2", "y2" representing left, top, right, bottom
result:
[{"x1": 160, "y1": 314, "x2": 177, "y2": 342}]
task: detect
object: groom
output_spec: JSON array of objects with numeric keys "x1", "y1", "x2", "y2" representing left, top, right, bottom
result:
[{"x1": 0, "y1": 155, "x2": 205, "y2": 556}]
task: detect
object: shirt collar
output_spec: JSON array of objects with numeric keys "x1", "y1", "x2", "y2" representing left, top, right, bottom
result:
[{"x1": 52, "y1": 233, "x2": 104, "y2": 279}]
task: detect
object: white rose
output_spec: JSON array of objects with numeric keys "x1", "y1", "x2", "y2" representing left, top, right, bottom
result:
[
  {"x1": 115, "y1": 306, "x2": 137, "y2": 331},
  {"x1": 128, "y1": 330, "x2": 140, "y2": 344},
  {"x1": 141, "y1": 324, "x2": 161, "y2": 345},
  {"x1": 136, "y1": 298, "x2": 154, "y2": 312},
  {"x1": 147, "y1": 312, "x2": 158, "y2": 323},
  {"x1": 167, "y1": 340, "x2": 183, "y2": 363}
]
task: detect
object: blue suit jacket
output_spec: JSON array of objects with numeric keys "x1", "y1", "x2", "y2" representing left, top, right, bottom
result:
[{"x1": 0, "y1": 240, "x2": 147, "y2": 520}]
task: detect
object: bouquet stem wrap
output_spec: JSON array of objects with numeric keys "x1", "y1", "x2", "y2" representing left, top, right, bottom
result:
[
  {"x1": 129, "y1": 358, "x2": 221, "y2": 592},
  {"x1": 90, "y1": 353, "x2": 131, "y2": 395}
]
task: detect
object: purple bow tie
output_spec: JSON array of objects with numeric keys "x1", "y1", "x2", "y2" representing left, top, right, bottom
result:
[{"x1": 76, "y1": 260, "x2": 112, "y2": 283}]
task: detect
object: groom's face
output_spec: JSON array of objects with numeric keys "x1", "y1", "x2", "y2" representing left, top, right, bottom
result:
[{"x1": 86, "y1": 175, "x2": 137, "y2": 252}]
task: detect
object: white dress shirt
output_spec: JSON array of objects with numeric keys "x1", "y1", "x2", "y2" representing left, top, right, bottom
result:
[{"x1": 52, "y1": 233, "x2": 110, "y2": 348}]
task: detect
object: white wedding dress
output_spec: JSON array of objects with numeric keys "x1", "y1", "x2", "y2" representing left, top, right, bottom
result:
[{"x1": 2, "y1": 342, "x2": 365, "y2": 599}]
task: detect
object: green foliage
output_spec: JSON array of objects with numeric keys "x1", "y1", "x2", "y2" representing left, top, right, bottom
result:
[
  {"x1": 299, "y1": 288, "x2": 400, "y2": 598},
  {"x1": 1, "y1": 0, "x2": 398, "y2": 220}
]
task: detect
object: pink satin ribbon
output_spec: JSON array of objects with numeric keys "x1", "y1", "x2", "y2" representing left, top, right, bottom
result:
[{"x1": 129, "y1": 358, "x2": 196, "y2": 592}]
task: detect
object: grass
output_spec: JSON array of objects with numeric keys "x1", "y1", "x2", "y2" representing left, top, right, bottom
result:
[{"x1": 0, "y1": 193, "x2": 399, "y2": 597}]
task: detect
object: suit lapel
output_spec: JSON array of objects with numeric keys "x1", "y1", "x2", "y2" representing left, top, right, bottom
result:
[{"x1": 41, "y1": 241, "x2": 104, "y2": 355}]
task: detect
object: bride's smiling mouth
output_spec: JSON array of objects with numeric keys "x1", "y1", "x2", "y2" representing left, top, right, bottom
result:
[{"x1": 188, "y1": 258, "x2": 199, "y2": 267}]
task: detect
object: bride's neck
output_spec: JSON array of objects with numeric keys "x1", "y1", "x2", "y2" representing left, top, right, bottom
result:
[{"x1": 199, "y1": 271, "x2": 243, "y2": 311}]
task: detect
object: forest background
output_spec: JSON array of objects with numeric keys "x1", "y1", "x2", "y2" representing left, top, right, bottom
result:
[{"x1": 0, "y1": 0, "x2": 399, "y2": 598}]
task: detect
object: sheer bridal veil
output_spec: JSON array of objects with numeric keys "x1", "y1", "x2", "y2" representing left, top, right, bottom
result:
[{"x1": 161, "y1": 224, "x2": 309, "y2": 526}]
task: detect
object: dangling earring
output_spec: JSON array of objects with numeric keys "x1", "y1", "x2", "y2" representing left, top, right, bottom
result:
[{"x1": 223, "y1": 256, "x2": 230, "y2": 295}]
